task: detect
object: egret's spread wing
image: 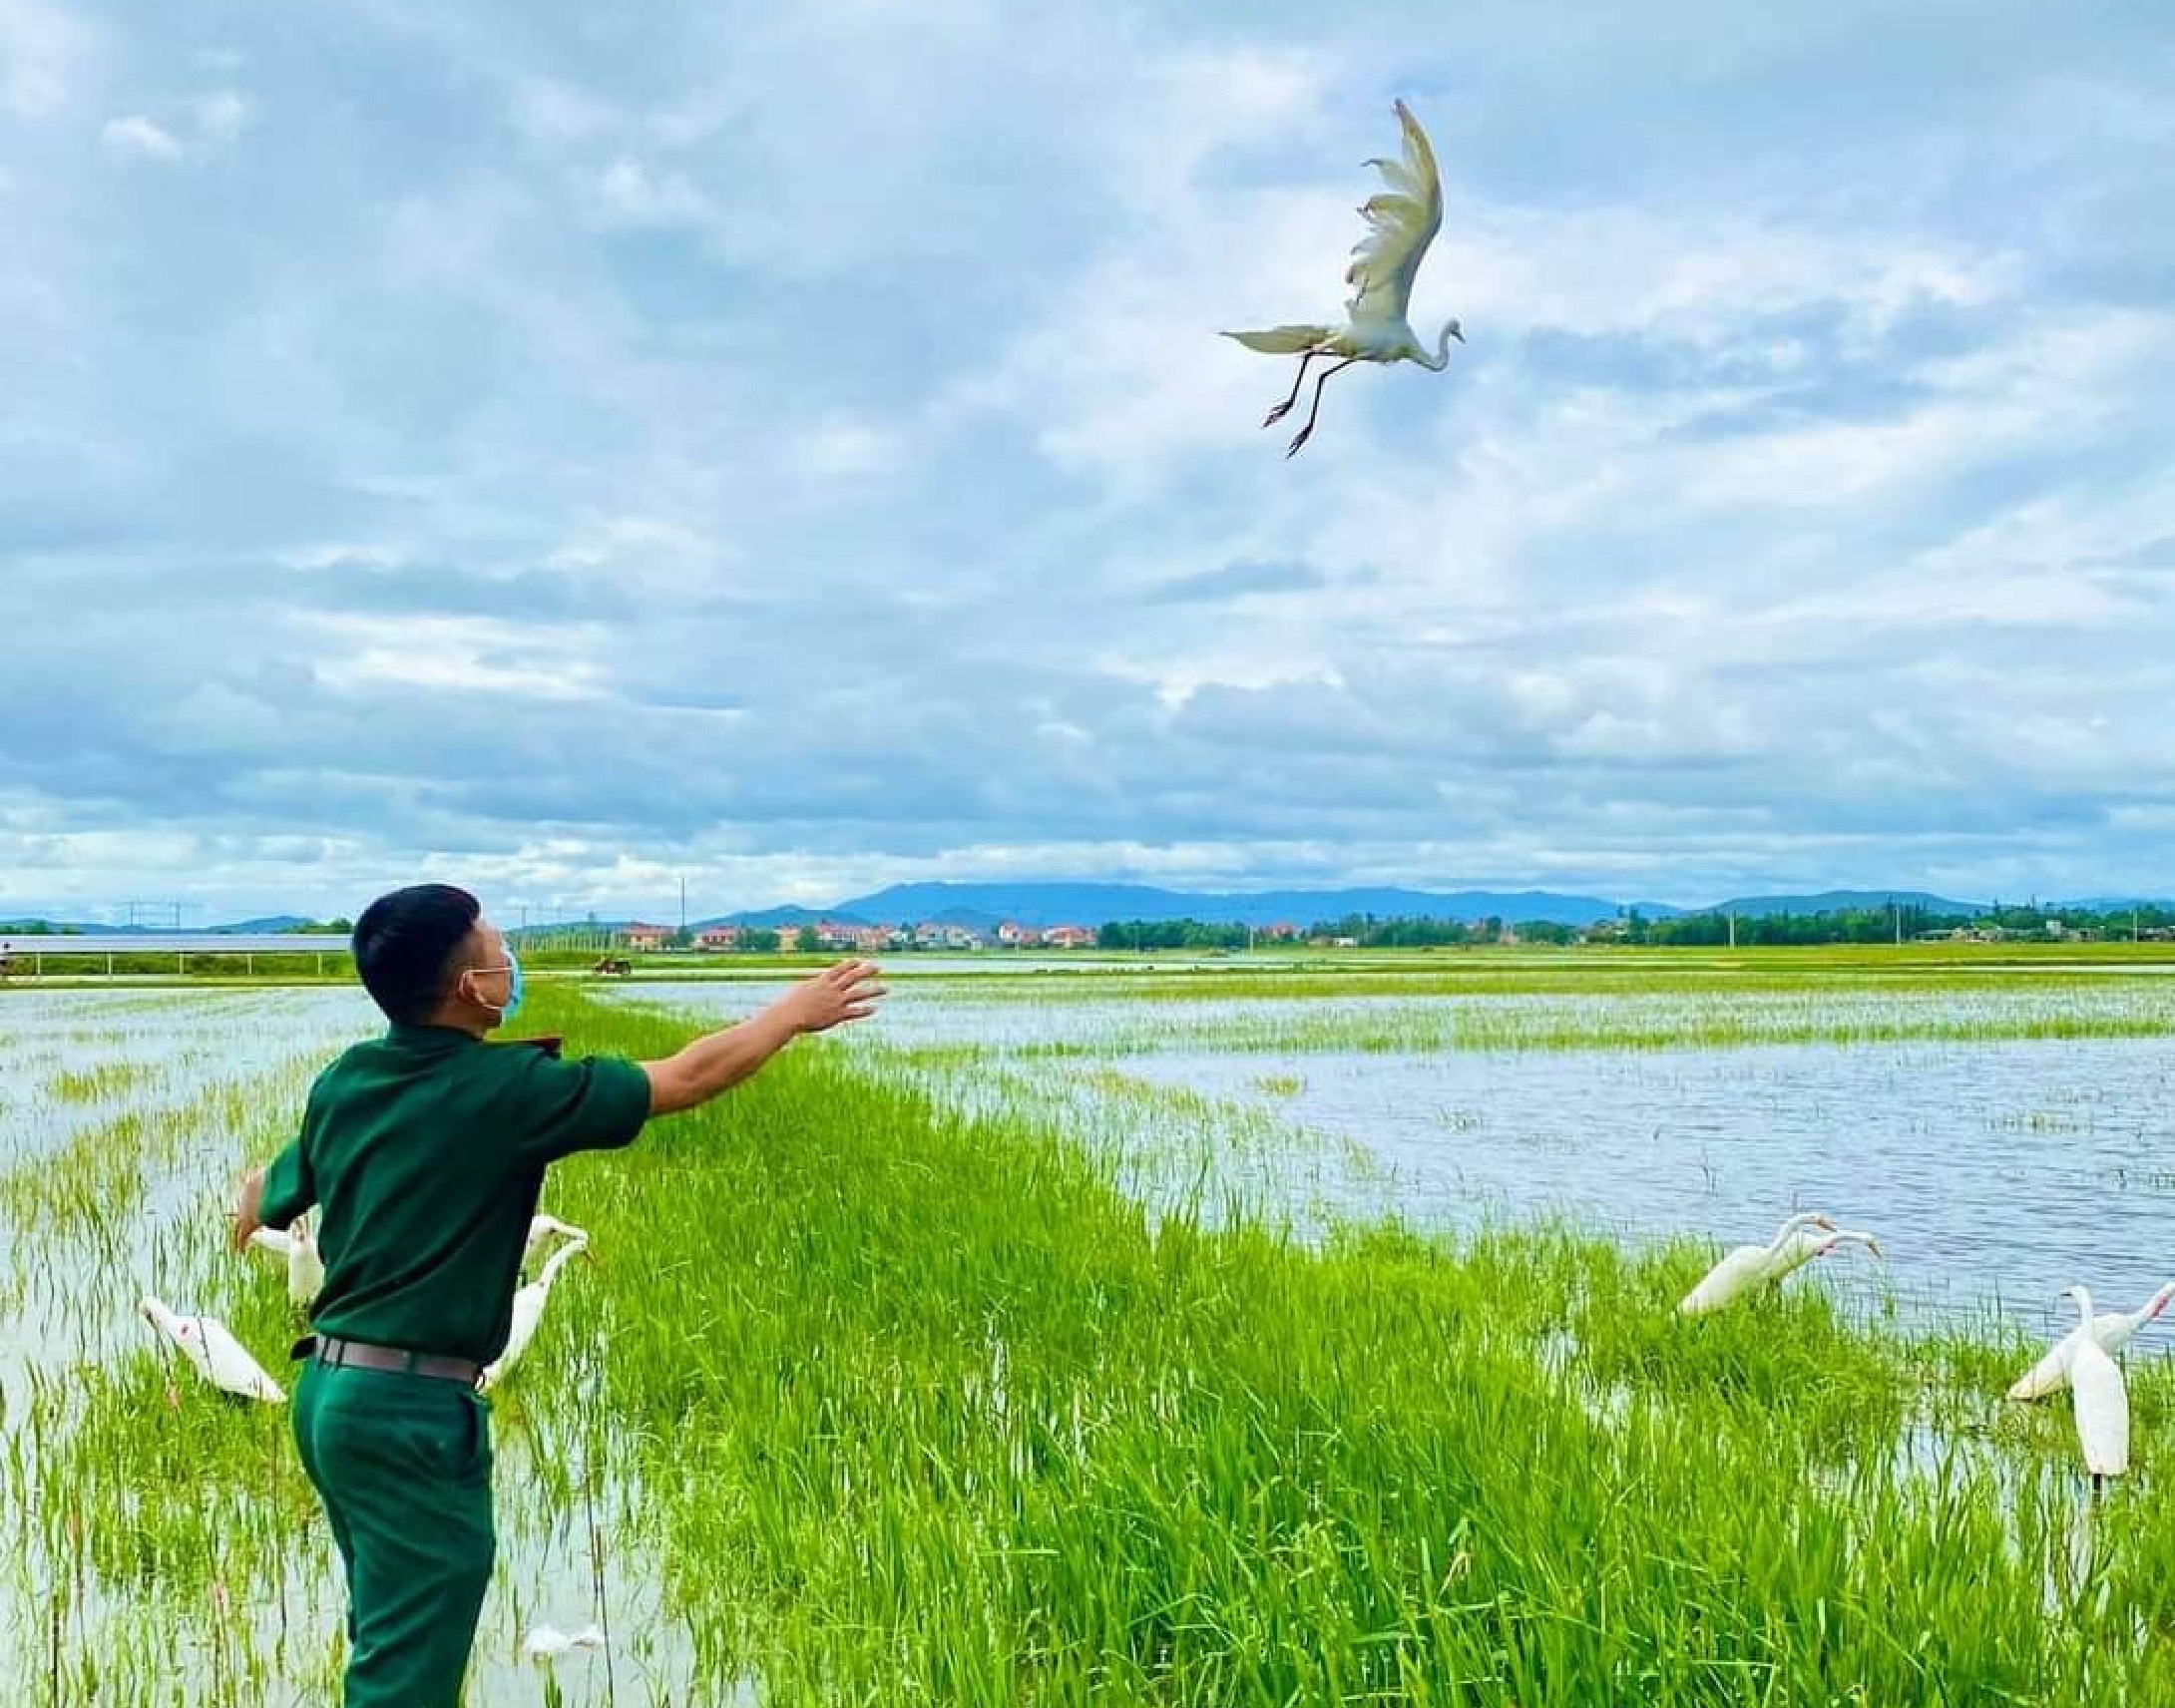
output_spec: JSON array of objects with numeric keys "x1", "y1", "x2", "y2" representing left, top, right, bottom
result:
[
  {"x1": 2071, "y1": 1348, "x2": 2130, "y2": 1476},
  {"x1": 1222, "y1": 324, "x2": 1334, "y2": 354},
  {"x1": 1345, "y1": 100, "x2": 1442, "y2": 328}
]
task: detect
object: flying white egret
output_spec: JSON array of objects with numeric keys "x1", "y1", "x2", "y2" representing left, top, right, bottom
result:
[
  {"x1": 479, "y1": 1235, "x2": 593, "y2": 1394},
  {"x1": 2007, "y1": 1281, "x2": 2175, "y2": 1402},
  {"x1": 1222, "y1": 99, "x2": 1463, "y2": 457},
  {"x1": 247, "y1": 1215, "x2": 324, "y2": 1310},
  {"x1": 1677, "y1": 1212, "x2": 1838, "y2": 1317},
  {"x1": 523, "y1": 1623, "x2": 608, "y2": 1663},
  {"x1": 140, "y1": 1296, "x2": 286, "y2": 1404},
  {"x1": 524, "y1": 1212, "x2": 591, "y2": 1268},
  {"x1": 2061, "y1": 1285, "x2": 2129, "y2": 1491},
  {"x1": 1761, "y1": 1223, "x2": 1883, "y2": 1286}
]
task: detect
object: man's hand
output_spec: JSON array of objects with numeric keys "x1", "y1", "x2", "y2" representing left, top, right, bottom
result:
[
  {"x1": 229, "y1": 1164, "x2": 267, "y2": 1254},
  {"x1": 779, "y1": 959, "x2": 887, "y2": 1035}
]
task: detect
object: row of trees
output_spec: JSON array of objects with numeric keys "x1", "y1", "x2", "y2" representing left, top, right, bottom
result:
[
  {"x1": 1092, "y1": 902, "x2": 2175, "y2": 952},
  {"x1": 1620, "y1": 900, "x2": 2175, "y2": 947}
]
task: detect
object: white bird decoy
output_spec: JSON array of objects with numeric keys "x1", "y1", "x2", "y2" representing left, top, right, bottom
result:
[
  {"x1": 523, "y1": 1623, "x2": 608, "y2": 1663},
  {"x1": 1677, "y1": 1212, "x2": 1838, "y2": 1317},
  {"x1": 524, "y1": 1212, "x2": 591, "y2": 1268},
  {"x1": 2007, "y1": 1281, "x2": 2175, "y2": 1403},
  {"x1": 247, "y1": 1215, "x2": 324, "y2": 1309},
  {"x1": 1223, "y1": 99, "x2": 1463, "y2": 457},
  {"x1": 140, "y1": 1296, "x2": 286, "y2": 1403},
  {"x1": 479, "y1": 1236, "x2": 593, "y2": 1393},
  {"x1": 2061, "y1": 1285, "x2": 2130, "y2": 1491},
  {"x1": 1761, "y1": 1223, "x2": 1883, "y2": 1286}
]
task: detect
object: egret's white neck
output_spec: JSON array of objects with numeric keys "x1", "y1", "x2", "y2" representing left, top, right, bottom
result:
[
  {"x1": 1417, "y1": 322, "x2": 1460, "y2": 371},
  {"x1": 536, "y1": 1239, "x2": 589, "y2": 1290}
]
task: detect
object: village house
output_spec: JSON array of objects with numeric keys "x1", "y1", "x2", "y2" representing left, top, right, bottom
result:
[
  {"x1": 913, "y1": 922, "x2": 985, "y2": 949},
  {"x1": 693, "y1": 926, "x2": 740, "y2": 951},
  {"x1": 619, "y1": 922, "x2": 670, "y2": 952},
  {"x1": 996, "y1": 920, "x2": 1038, "y2": 947},
  {"x1": 1041, "y1": 925, "x2": 1095, "y2": 949},
  {"x1": 815, "y1": 921, "x2": 890, "y2": 952}
]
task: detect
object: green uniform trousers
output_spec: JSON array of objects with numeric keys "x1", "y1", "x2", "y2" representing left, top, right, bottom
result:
[{"x1": 291, "y1": 1359, "x2": 498, "y2": 1706}]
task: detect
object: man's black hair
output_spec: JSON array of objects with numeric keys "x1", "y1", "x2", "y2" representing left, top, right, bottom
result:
[{"x1": 351, "y1": 884, "x2": 482, "y2": 1025}]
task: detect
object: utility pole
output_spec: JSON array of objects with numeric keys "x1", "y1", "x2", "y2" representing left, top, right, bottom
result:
[
  {"x1": 1727, "y1": 911, "x2": 1736, "y2": 950},
  {"x1": 679, "y1": 875, "x2": 687, "y2": 935}
]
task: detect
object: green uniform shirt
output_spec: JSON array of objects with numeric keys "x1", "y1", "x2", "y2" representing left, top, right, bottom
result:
[{"x1": 257, "y1": 1024, "x2": 651, "y2": 1363}]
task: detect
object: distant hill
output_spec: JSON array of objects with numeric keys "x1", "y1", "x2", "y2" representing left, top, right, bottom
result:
[
  {"x1": 5, "y1": 913, "x2": 323, "y2": 936},
  {"x1": 798, "y1": 882, "x2": 1672, "y2": 930},
  {"x1": 1701, "y1": 889, "x2": 1985, "y2": 917},
  {"x1": 699, "y1": 906, "x2": 874, "y2": 930}
]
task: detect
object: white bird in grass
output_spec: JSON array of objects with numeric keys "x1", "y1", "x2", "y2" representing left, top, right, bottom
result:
[
  {"x1": 1761, "y1": 1222, "x2": 1884, "y2": 1286},
  {"x1": 479, "y1": 1235, "x2": 594, "y2": 1394},
  {"x1": 2007, "y1": 1281, "x2": 2175, "y2": 1403},
  {"x1": 246, "y1": 1215, "x2": 324, "y2": 1309},
  {"x1": 1677, "y1": 1212, "x2": 1838, "y2": 1317},
  {"x1": 1223, "y1": 99, "x2": 1463, "y2": 457},
  {"x1": 524, "y1": 1212, "x2": 590, "y2": 1268},
  {"x1": 2060, "y1": 1285, "x2": 2130, "y2": 1492},
  {"x1": 523, "y1": 1623, "x2": 608, "y2": 1663},
  {"x1": 140, "y1": 1296, "x2": 285, "y2": 1404}
]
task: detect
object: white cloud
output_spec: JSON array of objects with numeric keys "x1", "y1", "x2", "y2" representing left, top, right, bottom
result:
[
  {"x1": 196, "y1": 90, "x2": 250, "y2": 142},
  {"x1": 6, "y1": 2, "x2": 2175, "y2": 914},
  {"x1": 507, "y1": 75, "x2": 616, "y2": 145},
  {"x1": 0, "y1": 0, "x2": 89, "y2": 120},
  {"x1": 791, "y1": 416, "x2": 902, "y2": 483},
  {"x1": 593, "y1": 156, "x2": 711, "y2": 228},
  {"x1": 101, "y1": 114, "x2": 182, "y2": 161}
]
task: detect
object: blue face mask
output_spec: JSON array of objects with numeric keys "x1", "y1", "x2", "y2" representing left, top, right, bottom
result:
[{"x1": 472, "y1": 949, "x2": 524, "y2": 1024}]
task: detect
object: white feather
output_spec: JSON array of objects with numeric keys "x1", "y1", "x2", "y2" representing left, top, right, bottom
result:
[{"x1": 140, "y1": 1296, "x2": 285, "y2": 1404}]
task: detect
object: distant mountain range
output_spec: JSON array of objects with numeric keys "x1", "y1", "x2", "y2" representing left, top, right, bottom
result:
[
  {"x1": 690, "y1": 882, "x2": 2097, "y2": 932},
  {"x1": 0, "y1": 913, "x2": 320, "y2": 936},
  {"x1": 708, "y1": 883, "x2": 1682, "y2": 931},
  {"x1": 1694, "y1": 889, "x2": 1984, "y2": 918},
  {"x1": 7, "y1": 886, "x2": 2168, "y2": 938}
]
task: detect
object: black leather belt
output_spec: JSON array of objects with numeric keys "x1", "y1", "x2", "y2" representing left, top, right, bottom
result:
[{"x1": 307, "y1": 1334, "x2": 483, "y2": 1389}]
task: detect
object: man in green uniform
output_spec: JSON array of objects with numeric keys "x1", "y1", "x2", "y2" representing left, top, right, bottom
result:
[{"x1": 230, "y1": 883, "x2": 884, "y2": 1705}]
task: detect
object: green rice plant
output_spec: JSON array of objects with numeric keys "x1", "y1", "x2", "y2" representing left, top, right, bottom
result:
[{"x1": 10, "y1": 980, "x2": 2175, "y2": 1704}]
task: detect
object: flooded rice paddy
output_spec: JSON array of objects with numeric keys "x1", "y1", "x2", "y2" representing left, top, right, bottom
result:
[
  {"x1": 7, "y1": 958, "x2": 2175, "y2": 1702},
  {"x1": 624, "y1": 972, "x2": 2175, "y2": 1349}
]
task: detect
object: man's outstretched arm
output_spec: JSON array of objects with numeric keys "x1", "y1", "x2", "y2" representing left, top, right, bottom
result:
[{"x1": 642, "y1": 958, "x2": 886, "y2": 1116}]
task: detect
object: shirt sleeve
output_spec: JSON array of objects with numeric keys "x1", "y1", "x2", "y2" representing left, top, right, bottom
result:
[
  {"x1": 257, "y1": 1135, "x2": 316, "y2": 1229},
  {"x1": 510, "y1": 1052, "x2": 653, "y2": 1164}
]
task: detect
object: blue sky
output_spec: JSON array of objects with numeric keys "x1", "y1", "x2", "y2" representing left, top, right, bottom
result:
[{"x1": 4, "y1": 0, "x2": 2172, "y2": 921}]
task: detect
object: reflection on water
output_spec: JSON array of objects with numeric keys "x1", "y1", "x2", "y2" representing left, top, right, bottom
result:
[
  {"x1": 0, "y1": 987, "x2": 376, "y2": 1169},
  {"x1": 1116, "y1": 1039, "x2": 2175, "y2": 1350}
]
